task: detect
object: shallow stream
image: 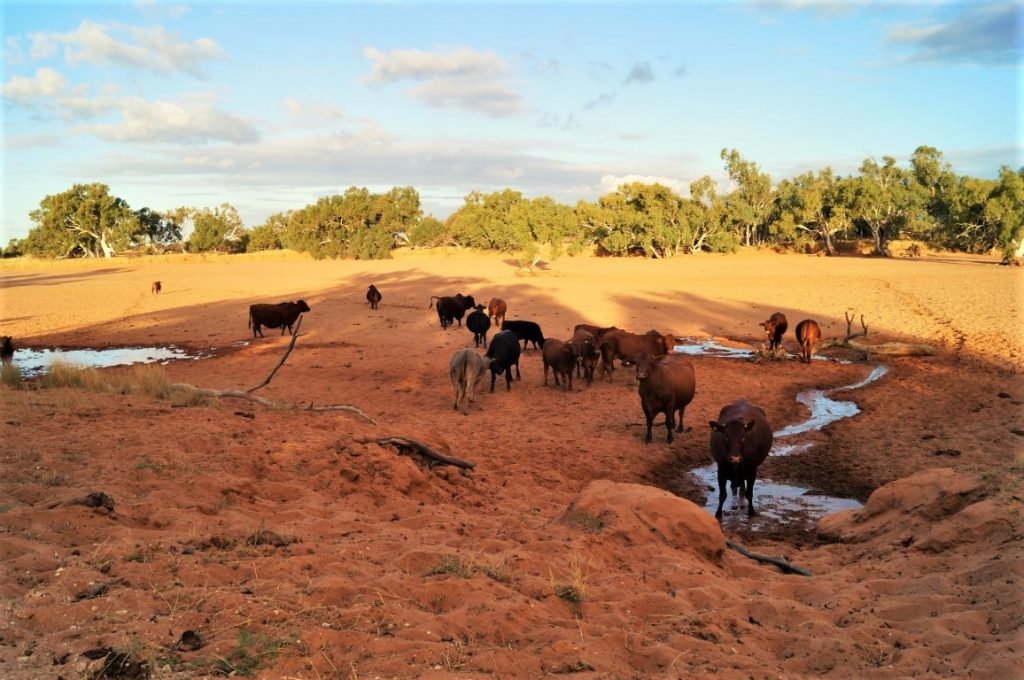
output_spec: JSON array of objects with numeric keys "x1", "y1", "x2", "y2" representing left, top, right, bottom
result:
[{"x1": 674, "y1": 338, "x2": 887, "y2": 525}]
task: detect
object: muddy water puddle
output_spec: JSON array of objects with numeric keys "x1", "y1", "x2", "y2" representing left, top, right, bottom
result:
[
  {"x1": 12, "y1": 346, "x2": 206, "y2": 377},
  {"x1": 674, "y1": 338, "x2": 887, "y2": 526}
]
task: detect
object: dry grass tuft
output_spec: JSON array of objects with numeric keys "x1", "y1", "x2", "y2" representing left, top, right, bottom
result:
[
  {"x1": 40, "y1": 360, "x2": 110, "y2": 391},
  {"x1": 128, "y1": 364, "x2": 172, "y2": 399},
  {"x1": 551, "y1": 553, "x2": 590, "y2": 604},
  {"x1": 0, "y1": 362, "x2": 22, "y2": 387}
]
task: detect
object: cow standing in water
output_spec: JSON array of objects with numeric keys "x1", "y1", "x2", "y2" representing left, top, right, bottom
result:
[
  {"x1": 709, "y1": 400, "x2": 773, "y2": 519},
  {"x1": 760, "y1": 312, "x2": 788, "y2": 353},
  {"x1": 794, "y1": 319, "x2": 821, "y2": 363}
]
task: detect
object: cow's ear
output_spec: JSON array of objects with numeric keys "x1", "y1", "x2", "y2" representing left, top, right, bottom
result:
[
  {"x1": 745, "y1": 420, "x2": 756, "y2": 431},
  {"x1": 709, "y1": 421, "x2": 722, "y2": 432}
]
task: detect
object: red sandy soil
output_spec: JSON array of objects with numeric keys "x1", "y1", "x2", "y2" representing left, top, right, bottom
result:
[{"x1": 0, "y1": 249, "x2": 1021, "y2": 679}]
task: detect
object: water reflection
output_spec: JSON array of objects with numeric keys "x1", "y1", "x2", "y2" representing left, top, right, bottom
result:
[{"x1": 13, "y1": 346, "x2": 202, "y2": 377}]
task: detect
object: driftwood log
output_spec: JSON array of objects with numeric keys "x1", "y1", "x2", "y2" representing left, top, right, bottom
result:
[
  {"x1": 356, "y1": 436, "x2": 476, "y2": 470},
  {"x1": 817, "y1": 311, "x2": 939, "y2": 357},
  {"x1": 168, "y1": 316, "x2": 376, "y2": 424},
  {"x1": 726, "y1": 539, "x2": 812, "y2": 577}
]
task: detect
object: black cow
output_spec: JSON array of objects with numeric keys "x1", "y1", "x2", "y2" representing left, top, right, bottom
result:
[
  {"x1": 248, "y1": 300, "x2": 311, "y2": 338},
  {"x1": 430, "y1": 293, "x2": 476, "y2": 329},
  {"x1": 466, "y1": 304, "x2": 491, "y2": 348},
  {"x1": 0, "y1": 336, "x2": 13, "y2": 364},
  {"x1": 500, "y1": 320, "x2": 545, "y2": 350},
  {"x1": 485, "y1": 330, "x2": 522, "y2": 392},
  {"x1": 366, "y1": 284, "x2": 382, "y2": 309},
  {"x1": 709, "y1": 400, "x2": 774, "y2": 519}
]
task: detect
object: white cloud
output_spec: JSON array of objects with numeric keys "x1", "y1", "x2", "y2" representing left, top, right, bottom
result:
[
  {"x1": 83, "y1": 96, "x2": 259, "y2": 144},
  {"x1": 1, "y1": 67, "x2": 67, "y2": 102},
  {"x1": 363, "y1": 45, "x2": 524, "y2": 118},
  {"x1": 30, "y1": 20, "x2": 224, "y2": 76},
  {"x1": 363, "y1": 46, "x2": 505, "y2": 83},
  {"x1": 599, "y1": 174, "x2": 690, "y2": 196},
  {"x1": 409, "y1": 77, "x2": 524, "y2": 117},
  {"x1": 583, "y1": 92, "x2": 616, "y2": 111},
  {"x1": 887, "y1": 2, "x2": 1021, "y2": 66},
  {"x1": 283, "y1": 98, "x2": 346, "y2": 122}
]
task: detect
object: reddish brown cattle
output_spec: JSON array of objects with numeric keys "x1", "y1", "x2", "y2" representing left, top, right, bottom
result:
[
  {"x1": 634, "y1": 353, "x2": 696, "y2": 444},
  {"x1": 542, "y1": 338, "x2": 579, "y2": 391},
  {"x1": 598, "y1": 329, "x2": 671, "y2": 379},
  {"x1": 573, "y1": 324, "x2": 621, "y2": 345},
  {"x1": 569, "y1": 328, "x2": 599, "y2": 384},
  {"x1": 487, "y1": 298, "x2": 507, "y2": 328},
  {"x1": 760, "y1": 312, "x2": 788, "y2": 351},
  {"x1": 709, "y1": 400, "x2": 773, "y2": 519},
  {"x1": 794, "y1": 318, "x2": 821, "y2": 363}
]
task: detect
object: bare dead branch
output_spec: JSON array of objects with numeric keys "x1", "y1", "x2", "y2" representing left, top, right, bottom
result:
[
  {"x1": 246, "y1": 315, "x2": 303, "y2": 393},
  {"x1": 166, "y1": 317, "x2": 375, "y2": 422},
  {"x1": 726, "y1": 539, "x2": 812, "y2": 576},
  {"x1": 356, "y1": 436, "x2": 476, "y2": 469},
  {"x1": 818, "y1": 310, "x2": 937, "y2": 357}
]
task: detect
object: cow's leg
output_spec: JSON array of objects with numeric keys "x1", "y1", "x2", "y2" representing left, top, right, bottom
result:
[
  {"x1": 665, "y1": 409, "x2": 674, "y2": 444},
  {"x1": 566, "y1": 370, "x2": 573, "y2": 392},
  {"x1": 715, "y1": 467, "x2": 729, "y2": 519},
  {"x1": 543, "y1": 362, "x2": 549, "y2": 386},
  {"x1": 482, "y1": 331, "x2": 487, "y2": 348},
  {"x1": 675, "y1": 406, "x2": 685, "y2": 433},
  {"x1": 514, "y1": 362, "x2": 521, "y2": 381},
  {"x1": 746, "y1": 472, "x2": 758, "y2": 517},
  {"x1": 505, "y1": 368, "x2": 513, "y2": 391},
  {"x1": 490, "y1": 370, "x2": 497, "y2": 392},
  {"x1": 642, "y1": 403, "x2": 654, "y2": 444}
]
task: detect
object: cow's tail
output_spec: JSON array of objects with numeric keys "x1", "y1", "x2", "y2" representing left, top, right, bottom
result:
[{"x1": 428, "y1": 295, "x2": 440, "y2": 309}]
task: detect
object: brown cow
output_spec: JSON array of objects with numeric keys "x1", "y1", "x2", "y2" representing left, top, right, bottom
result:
[
  {"x1": 366, "y1": 284, "x2": 382, "y2": 309},
  {"x1": 0, "y1": 336, "x2": 13, "y2": 364},
  {"x1": 635, "y1": 353, "x2": 696, "y2": 444},
  {"x1": 569, "y1": 328, "x2": 599, "y2": 384},
  {"x1": 573, "y1": 323, "x2": 621, "y2": 345},
  {"x1": 487, "y1": 298, "x2": 507, "y2": 329},
  {"x1": 599, "y1": 329, "x2": 671, "y2": 379},
  {"x1": 760, "y1": 312, "x2": 788, "y2": 352},
  {"x1": 542, "y1": 338, "x2": 579, "y2": 391},
  {"x1": 794, "y1": 318, "x2": 821, "y2": 363},
  {"x1": 709, "y1": 400, "x2": 773, "y2": 519},
  {"x1": 151, "y1": 281, "x2": 161, "y2": 294}
]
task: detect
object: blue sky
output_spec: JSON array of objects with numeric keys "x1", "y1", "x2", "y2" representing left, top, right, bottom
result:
[{"x1": 2, "y1": 0, "x2": 1020, "y2": 241}]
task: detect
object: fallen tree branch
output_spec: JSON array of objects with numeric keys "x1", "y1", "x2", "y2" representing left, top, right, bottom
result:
[
  {"x1": 726, "y1": 539, "x2": 812, "y2": 576},
  {"x1": 817, "y1": 310, "x2": 938, "y2": 357},
  {"x1": 246, "y1": 315, "x2": 303, "y2": 393},
  {"x1": 356, "y1": 436, "x2": 476, "y2": 469},
  {"x1": 165, "y1": 316, "x2": 376, "y2": 423}
]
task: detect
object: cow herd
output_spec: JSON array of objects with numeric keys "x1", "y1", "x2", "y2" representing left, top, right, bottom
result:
[{"x1": 235, "y1": 287, "x2": 823, "y2": 522}]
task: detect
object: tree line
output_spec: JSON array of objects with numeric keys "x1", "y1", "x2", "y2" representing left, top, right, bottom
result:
[{"x1": 7, "y1": 146, "x2": 1023, "y2": 263}]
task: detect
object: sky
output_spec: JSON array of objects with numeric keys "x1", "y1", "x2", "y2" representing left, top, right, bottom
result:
[{"x1": 1, "y1": 0, "x2": 1021, "y2": 241}]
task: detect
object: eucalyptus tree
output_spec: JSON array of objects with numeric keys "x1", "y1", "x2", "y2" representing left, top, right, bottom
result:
[
  {"x1": 988, "y1": 166, "x2": 1024, "y2": 264},
  {"x1": 774, "y1": 169, "x2": 850, "y2": 256},
  {"x1": 850, "y1": 156, "x2": 923, "y2": 256},
  {"x1": 720, "y1": 148, "x2": 774, "y2": 246},
  {"x1": 25, "y1": 183, "x2": 145, "y2": 258},
  {"x1": 186, "y1": 203, "x2": 246, "y2": 253}
]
